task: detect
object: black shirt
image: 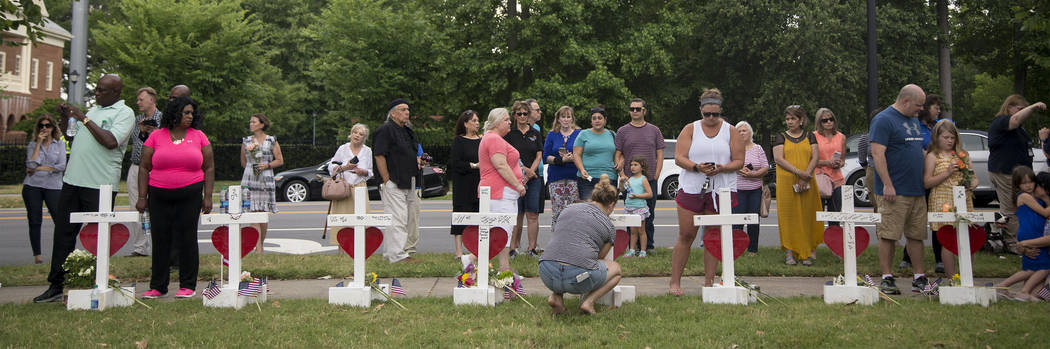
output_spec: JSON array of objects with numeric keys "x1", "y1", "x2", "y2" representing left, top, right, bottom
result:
[
  {"x1": 504, "y1": 127, "x2": 543, "y2": 172},
  {"x1": 988, "y1": 114, "x2": 1033, "y2": 174},
  {"x1": 372, "y1": 120, "x2": 420, "y2": 189}
]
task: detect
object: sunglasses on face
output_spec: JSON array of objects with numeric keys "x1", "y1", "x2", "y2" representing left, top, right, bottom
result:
[
  {"x1": 515, "y1": 112, "x2": 529, "y2": 116},
  {"x1": 821, "y1": 118, "x2": 835, "y2": 123},
  {"x1": 702, "y1": 112, "x2": 722, "y2": 118},
  {"x1": 629, "y1": 107, "x2": 644, "y2": 112},
  {"x1": 38, "y1": 123, "x2": 53, "y2": 128}
]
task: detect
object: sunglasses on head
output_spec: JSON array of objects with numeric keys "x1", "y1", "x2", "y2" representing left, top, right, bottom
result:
[
  {"x1": 38, "y1": 123, "x2": 53, "y2": 128},
  {"x1": 702, "y1": 112, "x2": 722, "y2": 118},
  {"x1": 629, "y1": 107, "x2": 644, "y2": 112}
]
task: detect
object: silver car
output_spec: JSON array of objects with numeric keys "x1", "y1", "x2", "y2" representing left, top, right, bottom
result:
[{"x1": 843, "y1": 130, "x2": 1048, "y2": 207}]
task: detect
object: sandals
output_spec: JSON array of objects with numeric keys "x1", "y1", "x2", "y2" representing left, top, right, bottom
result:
[
  {"x1": 785, "y1": 254, "x2": 798, "y2": 266},
  {"x1": 802, "y1": 257, "x2": 814, "y2": 266}
]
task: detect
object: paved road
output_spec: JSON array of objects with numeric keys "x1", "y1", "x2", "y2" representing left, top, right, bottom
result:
[{"x1": 0, "y1": 199, "x2": 998, "y2": 266}]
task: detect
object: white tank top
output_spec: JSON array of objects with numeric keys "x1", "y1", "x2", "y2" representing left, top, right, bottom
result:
[{"x1": 679, "y1": 120, "x2": 736, "y2": 195}]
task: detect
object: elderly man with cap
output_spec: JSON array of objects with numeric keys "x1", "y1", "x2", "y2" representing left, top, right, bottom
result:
[{"x1": 374, "y1": 98, "x2": 424, "y2": 263}]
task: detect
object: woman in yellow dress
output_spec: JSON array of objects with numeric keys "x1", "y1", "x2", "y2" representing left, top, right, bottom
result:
[{"x1": 772, "y1": 105, "x2": 823, "y2": 265}]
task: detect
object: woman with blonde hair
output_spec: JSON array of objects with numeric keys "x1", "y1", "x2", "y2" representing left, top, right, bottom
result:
[
  {"x1": 987, "y1": 94, "x2": 1047, "y2": 254},
  {"x1": 544, "y1": 105, "x2": 581, "y2": 224},
  {"x1": 813, "y1": 107, "x2": 846, "y2": 226},
  {"x1": 479, "y1": 107, "x2": 526, "y2": 272},
  {"x1": 327, "y1": 123, "x2": 374, "y2": 241},
  {"x1": 733, "y1": 120, "x2": 769, "y2": 256}
]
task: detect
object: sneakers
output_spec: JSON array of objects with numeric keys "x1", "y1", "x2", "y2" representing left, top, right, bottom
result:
[
  {"x1": 880, "y1": 276, "x2": 901, "y2": 295},
  {"x1": 638, "y1": 250, "x2": 648, "y2": 258},
  {"x1": 509, "y1": 249, "x2": 519, "y2": 258},
  {"x1": 175, "y1": 288, "x2": 195, "y2": 298},
  {"x1": 624, "y1": 249, "x2": 636, "y2": 257},
  {"x1": 911, "y1": 276, "x2": 930, "y2": 293},
  {"x1": 140, "y1": 289, "x2": 165, "y2": 299},
  {"x1": 33, "y1": 287, "x2": 63, "y2": 303},
  {"x1": 527, "y1": 249, "x2": 540, "y2": 258},
  {"x1": 935, "y1": 262, "x2": 945, "y2": 274}
]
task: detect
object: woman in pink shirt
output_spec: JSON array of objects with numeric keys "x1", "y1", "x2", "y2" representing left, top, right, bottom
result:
[
  {"x1": 478, "y1": 108, "x2": 526, "y2": 272},
  {"x1": 813, "y1": 108, "x2": 846, "y2": 227},
  {"x1": 136, "y1": 97, "x2": 214, "y2": 299}
]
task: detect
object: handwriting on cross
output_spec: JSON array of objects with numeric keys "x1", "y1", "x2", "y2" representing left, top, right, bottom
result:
[{"x1": 927, "y1": 186, "x2": 994, "y2": 287}]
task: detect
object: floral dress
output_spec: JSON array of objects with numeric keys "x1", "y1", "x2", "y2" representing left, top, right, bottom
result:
[
  {"x1": 929, "y1": 151, "x2": 973, "y2": 231},
  {"x1": 241, "y1": 135, "x2": 278, "y2": 213}
]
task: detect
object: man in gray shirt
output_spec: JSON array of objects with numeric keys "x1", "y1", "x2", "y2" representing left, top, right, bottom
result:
[{"x1": 128, "y1": 87, "x2": 161, "y2": 256}]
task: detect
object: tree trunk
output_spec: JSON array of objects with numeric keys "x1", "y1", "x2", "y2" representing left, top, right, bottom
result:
[
  {"x1": 937, "y1": 0, "x2": 953, "y2": 119},
  {"x1": 1012, "y1": 22, "x2": 1026, "y2": 95}
]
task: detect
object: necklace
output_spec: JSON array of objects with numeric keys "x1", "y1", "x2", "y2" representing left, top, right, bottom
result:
[{"x1": 171, "y1": 131, "x2": 186, "y2": 145}]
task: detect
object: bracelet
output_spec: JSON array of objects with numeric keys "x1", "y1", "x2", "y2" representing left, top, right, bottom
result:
[
  {"x1": 82, "y1": 117, "x2": 91, "y2": 125},
  {"x1": 692, "y1": 164, "x2": 700, "y2": 172}
]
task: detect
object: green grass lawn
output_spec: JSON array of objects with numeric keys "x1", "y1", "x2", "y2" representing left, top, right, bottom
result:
[
  {"x1": 1, "y1": 296, "x2": 1045, "y2": 347},
  {"x1": 0, "y1": 247, "x2": 1025, "y2": 287}
]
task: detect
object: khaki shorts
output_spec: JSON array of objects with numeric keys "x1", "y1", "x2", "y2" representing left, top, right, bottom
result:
[{"x1": 874, "y1": 194, "x2": 927, "y2": 241}]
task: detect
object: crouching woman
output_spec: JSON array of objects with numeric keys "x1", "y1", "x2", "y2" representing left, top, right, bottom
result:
[{"x1": 538, "y1": 174, "x2": 622, "y2": 314}]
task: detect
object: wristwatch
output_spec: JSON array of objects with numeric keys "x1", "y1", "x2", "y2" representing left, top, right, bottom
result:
[{"x1": 82, "y1": 117, "x2": 92, "y2": 125}]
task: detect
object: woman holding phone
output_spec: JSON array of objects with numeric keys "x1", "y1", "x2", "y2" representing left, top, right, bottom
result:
[
  {"x1": 327, "y1": 123, "x2": 373, "y2": 241},
  {"x1": 814, "y1": 108, "x2": 846, "y2": 227}
]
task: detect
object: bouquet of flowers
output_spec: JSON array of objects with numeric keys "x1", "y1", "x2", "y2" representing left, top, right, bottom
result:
[
  {"x1": 245, "y1": 141, "x2": 263, "y2": 176},
  {"x1": 62, "y1": 249, "x2": 151, "y2": 308},
  {"x1": 363, "y1": 272, "x2": 406, "y2": 309},
  {"x1": 455, "y1": 263, "x2": 533, "y2": 308},
  {"x1": 954, "y1": 151, "x2": 975, "y2": 188}
]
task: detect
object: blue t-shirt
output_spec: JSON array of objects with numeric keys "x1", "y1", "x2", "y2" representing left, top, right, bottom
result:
[
  {"x1": 869, "y1": 106, "x2": 925, "y2": 196},
  {"x1": 543, "y1": 129, "x2": 580, "y2": 182},
  {"x1": 920, "y1": 122, "x2": 932, "y2": 150}
]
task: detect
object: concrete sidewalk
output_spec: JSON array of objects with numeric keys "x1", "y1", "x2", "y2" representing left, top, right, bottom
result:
[{"x1": 0, "y1": 276, "x2": 1002, "y2": 305}]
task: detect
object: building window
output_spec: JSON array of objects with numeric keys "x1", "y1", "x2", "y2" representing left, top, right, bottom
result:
[
  {"x1": 14, "y1": 55, "x2": 20, "y2": 76},
  {"x1": 31, "y1": 58, "x2": 38, "y2": 89},
  {"x1": 46, "y1": 61, "x2": 54, "y2": 91}
]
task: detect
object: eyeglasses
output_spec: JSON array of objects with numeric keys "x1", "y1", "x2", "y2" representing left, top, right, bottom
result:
[
  {"x1": 821, "y1": 118, "x2": 835, "y2": 123},
  {"x1": 182, "y1": 110, "x2": 194, "y2": 115},
  {"x1": 38, "y1": 123, "x2": 53, "y2": 128},
  {"x1": 702, "y1": 112, "x2": 722, "y2": 118},
  {"x1": 515, "y1": 112, "x2": 529, "y2": 116},
  {"x1": 629, "y1": 107, "x2": 644, "y2": 112}
]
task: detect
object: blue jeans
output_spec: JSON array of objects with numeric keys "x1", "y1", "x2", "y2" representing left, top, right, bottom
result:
[
  {"x1": 22, "y1": 185, "x2": 60, "y2": 256},
  {"x1": 732, "y1": 188, "x2": 763, "y2": 253},
  {"x1": 538, "y1": 260, "x2": 608, "y2": 295}
]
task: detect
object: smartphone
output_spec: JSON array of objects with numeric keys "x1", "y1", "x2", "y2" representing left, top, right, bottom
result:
[
  {"x1": 331, "y1": 161, "x2": 343, "y2": 166},
  {"x1": 558, "y1": 146, "x2": 567, "y2": 155},
  {"x1": 705, "y1": 162, "x2": 714, "y2": 166},
  {"x1": 832, "y1": 151, "x2": 841, "y2": 161},
  {"x1": 745, "y1": 163, "x2": 754, "y2": 170},
  {"x1": 349, "y1": 156, "x2": 359, "y2": 164}
]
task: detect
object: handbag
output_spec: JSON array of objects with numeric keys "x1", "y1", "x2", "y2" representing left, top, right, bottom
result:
[
  {"x1": 760, "y1": 184, "x2": 771, "y2": 218},
  {"x1": 815, "y1": 172, "x2": 834, "y2": 198},
  {"x1": 322, "y1": 174, "x2": 351, "y2": 201}
]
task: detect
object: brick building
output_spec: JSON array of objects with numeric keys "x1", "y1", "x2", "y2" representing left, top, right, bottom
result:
[{"x1": 1, "y1": 2, "x2": 71, "y2": 144}]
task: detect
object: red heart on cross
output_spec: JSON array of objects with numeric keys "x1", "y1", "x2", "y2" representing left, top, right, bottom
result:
[
  {"x1": 701, "y1": 227, "x2": 750, "y2": 261},
  {"x1": 462, "y1": 226, "x2": 509, "y2": 260},
  {"x1": 937, "y1": 224, "x2": 987, "y2": 256},
  {"x1": 79, "y1": 223, "x2": 130, "y2": 257},
  {"x1": 613, "y1": 229, "x2": 630, "y2": 260},
  {"x1": 823, "y1": 225, "x2": 871, "y2": 259},
  {"x1": 336, "y1": 227, "x2": 384, "y2": 259},
  {"x1": 211, "y1": 226, "x2": 260, "y2": 260}
]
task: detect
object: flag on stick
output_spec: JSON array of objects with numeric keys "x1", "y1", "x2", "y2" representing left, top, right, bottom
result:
[
  {"x1": 238, "y1": 278, "x2": 263, "y2": 297},
  {"x1": 203, "y1": 280, "x2": 222, "y2": 300},
  {"x1": 390, "y1": 278, "x2": 406, "y2": 296}
]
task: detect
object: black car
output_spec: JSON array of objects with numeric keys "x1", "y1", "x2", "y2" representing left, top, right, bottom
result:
[{"x1": 274, "y1": 160, "x2": 448, "y2": 202}]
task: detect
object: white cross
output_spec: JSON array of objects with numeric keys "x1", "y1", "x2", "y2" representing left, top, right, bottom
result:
[
  {"x1": 326, "y1": 186, "x2": 392, "y2": 288},
  {"x1": 595, "y1": 213, "x2": 643, "y2": 306},
  {"x1": 199, "y1": 186, "x2": 269, "y2": 287},
  {"x1": 451, "y1": 186, "x2": 515, "y2": 305},
  {"x1": 694, "y1": 188, "x2": 759, "y2": 289},
  {"x1": 928, "y1": 186, "x2": 995, "y2": 287},
  {"x1": 68, "y1": 184, "x2": 139, "y2": 291},
  {"x1": 816, "y1": 185, "x2": 881, "y2": 287}
]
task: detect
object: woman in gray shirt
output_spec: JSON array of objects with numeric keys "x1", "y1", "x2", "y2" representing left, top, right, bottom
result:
[
  {"x1": 538, "y1": 174, "x2": 622, "y2": 315},
  {"x1": 22, "y1": 115, "x2": 66, "y2": 264}
]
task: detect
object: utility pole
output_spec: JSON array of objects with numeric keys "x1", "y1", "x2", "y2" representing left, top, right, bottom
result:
[
  {"x1": 68, "y1": 0, "x2": 88, "y2": 106},
  {"x1": 866, "y1": 0, "x2": 878, "y2": 117},
  {"x1": 937, "y1": 0, "x2": 953, "y2": 119}
]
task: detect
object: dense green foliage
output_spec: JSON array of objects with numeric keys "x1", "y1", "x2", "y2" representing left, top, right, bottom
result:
[{"x1": 32, "y1": 0, "x2": 1050, "y2": 146}]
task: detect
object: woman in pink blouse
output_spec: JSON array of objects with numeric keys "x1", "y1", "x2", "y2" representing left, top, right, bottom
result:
[
  {"x1": 813, "y1": 108, "x2": 846, "y2": 227},
  {"x1": 136, "y1": 97, "x2": 214, "y2": 299},
  {"x1": 733, "y1": 121, "x2": 769, "y2": 255},
  {"x1": 477, "y1": 108, "x2": 526, "y2": 272}
]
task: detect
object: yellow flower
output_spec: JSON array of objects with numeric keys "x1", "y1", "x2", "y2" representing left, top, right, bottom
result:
[{"x1": 367, "y1": 272, "x2": 378, "y2": 284}]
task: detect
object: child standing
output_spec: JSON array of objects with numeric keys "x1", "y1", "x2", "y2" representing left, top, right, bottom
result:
[
  {"x1": 994, "y1": 168, "x2": 1050, "y2": 301},
  {"x1": 621, "y1": 156, "x2": 653, "y2": 257},
  {"x1": 924, "y1": 121, "x2": 978, "y2": 277}
]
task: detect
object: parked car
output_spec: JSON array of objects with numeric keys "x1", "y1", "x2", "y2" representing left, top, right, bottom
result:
[
  {"x1": 274, "y1": 160, "x2": 448, "y2": 202},
  {"x1": 839, "y1": 130, "x2": 1047, "y2": 207}
]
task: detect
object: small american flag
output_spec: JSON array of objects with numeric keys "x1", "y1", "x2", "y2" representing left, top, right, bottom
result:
[
  {"x1": 335, "y1": 281, "x2": 344, "y2": 288},
  {"x1": 1037, "y1": 285, "x2": 1050, "y2": 301},
  {"x1": 203, "y1": 280, "x2": 222, "y2": 300},
  {"x1": 504, "y1": 275, "x2": 527, "y2": 299},
  {"x1": 238, "y1": 278, "x2": 263, "y2": 297},
  {"x1": 222, "y1": 257, "x2": 229, "y2": 266},
  {"x1": 922, "y1": 278, "x2": 941, "y2": 296},
  {"x1": 390, "y1": 278, "x2": 406, "y2": 296}
]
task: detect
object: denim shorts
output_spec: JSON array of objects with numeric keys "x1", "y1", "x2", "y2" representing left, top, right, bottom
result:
[
  {"x1": 538, "y1": 260, "x2": 608, "y2": 295},
  {"x1": 518, "y1": 177, "x2": 545, "y2": 213}
]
